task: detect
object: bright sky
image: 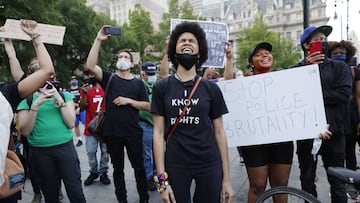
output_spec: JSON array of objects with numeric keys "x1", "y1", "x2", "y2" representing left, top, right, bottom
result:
[{"x1": 326, "y1": 0, "x2": 360, "y2": 41}]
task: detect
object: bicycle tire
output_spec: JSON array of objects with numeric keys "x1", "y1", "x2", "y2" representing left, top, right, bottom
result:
[{"x1": 255, "y1": 186, "x2": 321, "y2": 203}]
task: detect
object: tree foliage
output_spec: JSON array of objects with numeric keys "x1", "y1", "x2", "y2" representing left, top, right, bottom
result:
[
  {"x1": 0, "y1": 0, "x2": 123, "y2": 86},
  {"x1": 236, "y1": 15, "x2": 301, "y2": 72}
]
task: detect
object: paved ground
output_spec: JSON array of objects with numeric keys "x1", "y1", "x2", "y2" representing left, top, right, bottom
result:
[{"x1": 19, "y1": 130, "x2": 344, "y2": 203}]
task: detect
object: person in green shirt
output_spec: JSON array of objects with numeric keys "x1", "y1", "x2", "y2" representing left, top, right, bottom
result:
[
  {"x1": 139, "y1": 62, "x2": 157, "y2": 191},
  {"x1": 17, "y1": 75, "x2": 86, "y2": 203}
]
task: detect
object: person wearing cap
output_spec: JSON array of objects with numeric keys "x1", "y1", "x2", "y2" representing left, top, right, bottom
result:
[
  {"x1": 86, "y1": 25, "x2": 150, "y2": 203},
  {"x1": 151, "y1": 21, "x2": 234, "y2": 203},
  {"x1": 290, "y1": 25, "x2": 352, "y2": 203},
  {"x1": 67, "y1": 75, "x2": 85, "y2": 147},
  {"x1": 240, "y1": 42, "x2": 294, "y2": 203},
  {"x1": 138, "y1": 62, "x2": 158, "y2": 191}
]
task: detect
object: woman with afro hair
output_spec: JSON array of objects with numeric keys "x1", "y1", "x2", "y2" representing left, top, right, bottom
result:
[{"x1": 151, "y1": 21, "x2": 234, "y2": 203}]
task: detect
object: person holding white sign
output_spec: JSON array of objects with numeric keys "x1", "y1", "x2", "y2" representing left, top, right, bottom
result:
[
  {"x1": 152, "y1": 21, "x2": 234, "y2": 203},
  {"x1": 239, "y1": 42, "x2": 294, "y2": 203},
  {"x1": 291, "y1": 25, "x2": 352, "y2": 203},
  {"x1": 0, "y1": 19, "x2": 55, "y2": 203}
]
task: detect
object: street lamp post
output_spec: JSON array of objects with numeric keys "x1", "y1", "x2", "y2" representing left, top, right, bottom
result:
[{"x1": 346, "y1": 0, "x2": 349, "y2": 40}]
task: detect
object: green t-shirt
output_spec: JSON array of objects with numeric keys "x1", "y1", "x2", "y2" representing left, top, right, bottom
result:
[
  {"x1": 139, "y1": 81, "x2": 153, "y2": 125},
  {"x1": 17, "y1": 92, "x2": 74, "y2": 147}
]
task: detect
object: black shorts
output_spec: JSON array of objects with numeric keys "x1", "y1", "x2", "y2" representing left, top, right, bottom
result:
[{"x1": 240, "y1": 141, "x2": 294, "y2": 167}]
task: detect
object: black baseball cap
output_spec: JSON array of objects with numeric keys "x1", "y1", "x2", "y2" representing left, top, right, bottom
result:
[{"x1": 248, "y1": 42, "x2": 272, "y2": 64}]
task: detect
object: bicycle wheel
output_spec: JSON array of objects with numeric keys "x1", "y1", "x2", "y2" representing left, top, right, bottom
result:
[{"x1": 255, "y1": 186, "x2": 321, "y2": 203}]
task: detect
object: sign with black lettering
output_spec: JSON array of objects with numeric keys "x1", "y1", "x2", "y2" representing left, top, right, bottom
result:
[
  {"x1": 217, "y1": 65, "x2": 327, "y2": 147},
  {"x1": 170, "y1": 19, "x2": 229, "y2": 68}
]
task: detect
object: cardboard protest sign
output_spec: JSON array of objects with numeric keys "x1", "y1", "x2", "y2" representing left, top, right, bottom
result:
[
  {"x1": 170, "y1": 19, "x2": 228, "y2": 68},
  {"x1": 217, "y1": 65, "x2": 327, "y2": 147},
  {"x1": 0, "y1": 19, "x2": 66, "y2": 45}
]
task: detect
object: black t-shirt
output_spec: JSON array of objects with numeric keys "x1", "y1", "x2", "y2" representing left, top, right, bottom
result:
[
  {"x1": 151, "y1": 75, "x2": 228, "y2": 168},
  {"x1": 352, "y1": 67, "x2": 360, "y2": 95},
  {"x1": 101, "y1": 71, "x2": 149, "y2": 136},
  {"x1": 0, "y1": 82, "x2": 22, "y2": 111}
]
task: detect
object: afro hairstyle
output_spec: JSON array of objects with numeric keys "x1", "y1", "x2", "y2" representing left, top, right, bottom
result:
[{"x1": 167, "y1": 21, "x2": 208, "y2": 70}]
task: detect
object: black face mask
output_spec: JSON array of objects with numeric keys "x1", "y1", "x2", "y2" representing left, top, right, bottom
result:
[
  {"x1": 176, "y1": 53, "x2": 198, "y2": 70},
  {"x1": 322, "y1": 41, "x2": 329, "y2": 56},
  {"x1": 89, "y1": 77, "x2": 97, "y2": 85}
]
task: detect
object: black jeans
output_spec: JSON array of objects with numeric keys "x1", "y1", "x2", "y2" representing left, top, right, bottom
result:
[
  {"x1": 297, "y1": 136, "x2": 347, "y2": 203},
  {"x1": 105, "y1": 135, "x2": 149, "y2": 202},
  {"x1": 29, "y1": 141, "x2": 86, "y2": 203},
  {"x1": 167, "y1": 163, "x2": 223, "y2": 203}
]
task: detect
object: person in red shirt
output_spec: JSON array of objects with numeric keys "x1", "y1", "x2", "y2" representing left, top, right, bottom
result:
[{"x1": 80, "y1": 74, "x2": 110, "y2": 186}]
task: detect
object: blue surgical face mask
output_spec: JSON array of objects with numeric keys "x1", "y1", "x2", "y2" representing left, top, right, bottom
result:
[
  {"x1": 331, "y1": 54, "x2": 346, "y2": 62},
  {"x1": 147, "y1": 75, "x2": 157, "y2": 84},
  {"x1": 71, "y1": 81, "x2": 78, "y2": 86}
]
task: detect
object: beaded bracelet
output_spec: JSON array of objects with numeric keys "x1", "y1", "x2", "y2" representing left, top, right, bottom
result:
[
  {"x1": 153, "y1": 172, "x2": 168, "y2": 183},
  {"x1": 153, "y1": 172, "x2": 169, "y2": 193}
]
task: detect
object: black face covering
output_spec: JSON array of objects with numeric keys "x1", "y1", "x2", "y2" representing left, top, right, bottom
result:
[
  {"x1": 176, "y1": 53, "x2": 198, "y2": 70},
  {"x1": 89, "y1": 77, "x2": 97, "y2": 85}
]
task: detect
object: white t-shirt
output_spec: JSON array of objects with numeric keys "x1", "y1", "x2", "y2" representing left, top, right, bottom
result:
[{"x1": 0, "y1": 91, "x2": 14, "y2": 186}]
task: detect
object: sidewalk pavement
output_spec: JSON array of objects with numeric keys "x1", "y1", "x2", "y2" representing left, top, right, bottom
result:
[{"x1": 19, "y1": 134, "x2": 334, "y2": 203}]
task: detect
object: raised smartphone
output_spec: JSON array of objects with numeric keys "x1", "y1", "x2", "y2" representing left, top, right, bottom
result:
[
  {"x1": 105, "y1": 27, "x2": 122, "y2": 36},
  {"x1": 309, "y1": 41, "x2": 322, "y2": 55}
]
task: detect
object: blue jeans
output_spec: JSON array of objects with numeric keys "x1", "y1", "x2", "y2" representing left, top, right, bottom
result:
[
  {"x1": 29, "y1": 141, "x2": 86, "y2": 203},
  {"x1": 85, "y1": 135, "x2": 109, "y2": 175},
  {"x1": 139, "y1": 121, "x2": 155, "y2": 180}
]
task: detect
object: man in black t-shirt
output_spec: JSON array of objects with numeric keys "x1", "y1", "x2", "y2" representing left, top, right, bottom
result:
[{"x1": 85, "y1": 25, "x2": 150, "y2": 203}]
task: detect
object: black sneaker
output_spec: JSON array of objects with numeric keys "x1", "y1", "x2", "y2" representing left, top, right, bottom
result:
[
  {"x1": 84, "y1": 173, "x2": 98, "y2": 186},
  {"x1": 147, "y1": 179, "x2": 157, "y2": 191},
  {"x1": 76, "y1": 140, "x2": 83, "y2": 147},
  {"x1": 100, "y1": 174, "x2": 110, "y2": 185}
]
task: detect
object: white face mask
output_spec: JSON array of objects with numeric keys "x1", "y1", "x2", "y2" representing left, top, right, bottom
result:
[
  {"x1": 116, "y1": 58, "x2": 131, "y2": 71},
  {"x1": 147, "y1": 75, "x2": 157, "y2": 84}
]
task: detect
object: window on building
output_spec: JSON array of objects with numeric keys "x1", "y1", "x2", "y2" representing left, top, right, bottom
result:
[
  {"x1": 248, "y1": 10, "x2": 251, "y2": 18},
  {"x1": 296, "y1": 30, "x2": 301, "y2": 39},
  {"x1": 285, "y1": 14, "x2": 290, "y2": 22},
  {"x1": 286, "y1": 32, "x2": 291, "y2": 39}
]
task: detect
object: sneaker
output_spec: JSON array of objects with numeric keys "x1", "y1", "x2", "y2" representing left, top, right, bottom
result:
[
  {"x1": 84, "y1": 173, "x2": 99, "y2": 186},
  {"x1": 100, "y1": 173, "x2": 111, "y2": 185},
  {"x1": 76, "y1": 140, "x2": 83, "y2": 147},
  {"x1": 346, "y1": 184, "x2": 360, "y2": 200},
  {"x1": 147, "y1": 179, "x2": 157, "y2": 191},
  {"x1": 31, "y1": 193, "x2": 42, "y2": 203}
]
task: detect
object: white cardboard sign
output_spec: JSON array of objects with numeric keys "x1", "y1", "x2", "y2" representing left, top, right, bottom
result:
[
  {"x1": 217, "y1": 64, "x2": 327, "y2": 147},
  {"x1": 170, "y1": 19, "x2": 229, "y2": 68},
  {"x1": 0, "y1": 19, "x2": 66, "y2": 45}
]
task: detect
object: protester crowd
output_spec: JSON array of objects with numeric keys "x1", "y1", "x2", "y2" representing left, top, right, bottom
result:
[{"x1": 1, "y1": 19, "x2": 360, "y2": 203}]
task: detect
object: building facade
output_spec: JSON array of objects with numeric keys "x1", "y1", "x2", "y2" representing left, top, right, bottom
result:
[
  {"x1": 87, "y1": 0, "x2": 167, "y2": 30},
  {"x1": 201, "y1": 0, "x2": 329, "y2": 59},
  {"x1": 86, "y1": 0, "x2": 110, "y2": 16}
]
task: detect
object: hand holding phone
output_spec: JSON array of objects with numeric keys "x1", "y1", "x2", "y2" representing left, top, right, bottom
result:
[
  {"x1": 309, "y1": 41, "x2": 322, "y2": 55},
  {"x1": 105, "y1": 27, "x2": 122, "y2": 36}
]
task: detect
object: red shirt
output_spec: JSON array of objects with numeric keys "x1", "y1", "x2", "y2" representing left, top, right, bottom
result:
[{"x1": 84, "y1": 86, "x2": 105, "y2": 135}]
